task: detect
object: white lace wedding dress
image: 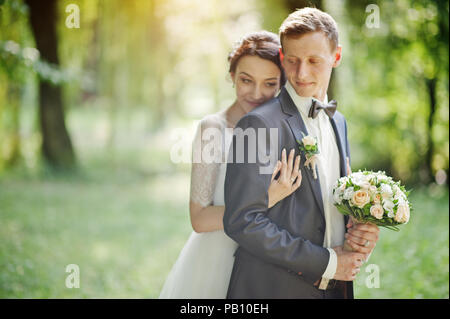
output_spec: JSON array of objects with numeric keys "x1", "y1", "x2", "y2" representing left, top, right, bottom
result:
[{"x1": 159, "y1": 113, "x2": 238, "y2": 299}]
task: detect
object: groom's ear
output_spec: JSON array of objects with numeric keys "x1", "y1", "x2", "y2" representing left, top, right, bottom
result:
[{"x1": 332, "y1": 45, "x2": 342, "y2": 68}]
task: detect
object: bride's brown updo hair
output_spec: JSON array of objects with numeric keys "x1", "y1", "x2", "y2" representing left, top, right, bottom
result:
[{"x1": 228, "y1": 31, "x2": 286, "y2": 86}]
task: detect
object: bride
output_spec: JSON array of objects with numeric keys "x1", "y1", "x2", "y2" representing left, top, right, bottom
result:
[{"x1": 159, "y1": 31, "x2": 303, "y2": 298}]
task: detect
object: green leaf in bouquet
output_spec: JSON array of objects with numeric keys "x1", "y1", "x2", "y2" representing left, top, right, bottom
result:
[
  {"x1": 385, "y1": 220, "x2": 401, "y2": 231},
  {"x1": 379, "y1": 218, "x2": 401, "y2": 231},
  {"x1": 335, "y1": 204, "x2": 351, "y2": 216},
  {"x1": 382, "y1": 224, "x2": 400, "y2": 231},
  {"x1": 358, "y1": 207, "x2": 365, "y2": 219},
  {"x1": 364, "y1": 216, "x2": 401, "y2": 231},
  {"x1": 363, "y1": 204, "x2": 371, "y2": 217},
  {"x1": 405, "y1": 188, "x2": 412, "y2": 197}
]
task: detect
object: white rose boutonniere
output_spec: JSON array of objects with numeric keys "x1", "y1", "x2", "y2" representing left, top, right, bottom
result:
[{"x1": 296, "y1": 133, "x2": 319, "y2": 179}]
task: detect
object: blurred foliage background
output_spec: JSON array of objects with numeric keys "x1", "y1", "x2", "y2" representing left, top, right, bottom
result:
[{"x1": 0, "y1": 0, "x2": 448, "y2": 298}]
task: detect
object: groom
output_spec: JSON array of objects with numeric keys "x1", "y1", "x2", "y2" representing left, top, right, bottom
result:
[{"x1": 223, "y1": 8, "x2": 379, "y2": 299}]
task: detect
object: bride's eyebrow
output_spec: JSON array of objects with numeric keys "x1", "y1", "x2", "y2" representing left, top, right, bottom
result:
[{"x1": 238, "y1": 72, "x2": 253, "y2": 78}]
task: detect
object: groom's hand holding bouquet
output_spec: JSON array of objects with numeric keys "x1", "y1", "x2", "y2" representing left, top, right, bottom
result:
[{"x1": 331, "y1": 160, "x2": 382, "y2": 282}]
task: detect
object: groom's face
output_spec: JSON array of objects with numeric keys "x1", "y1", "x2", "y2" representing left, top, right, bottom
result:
[{"x1": 281, "y1": 31, "x2": 341, "y2": 99}]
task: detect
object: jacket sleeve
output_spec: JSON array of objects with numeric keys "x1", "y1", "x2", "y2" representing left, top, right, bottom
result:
[{"x1": 223, "y1": 113, "x2": 329, "y2": 285}]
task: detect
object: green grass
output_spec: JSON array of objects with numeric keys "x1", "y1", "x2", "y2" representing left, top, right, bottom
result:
[
  {"x1": 1, "y1": 162, "x2": 448, "y2": 298},
  {"x1": 0, "y1": 156, "x2": 194, "y2": 298},
  {"x1": 354, "y1": 185, "x2": 449, "y2": 298}
]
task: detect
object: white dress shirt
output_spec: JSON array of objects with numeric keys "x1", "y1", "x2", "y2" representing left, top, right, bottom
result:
[{"x1": 285, "y1": 82, "x2": 345, "y2": 280}]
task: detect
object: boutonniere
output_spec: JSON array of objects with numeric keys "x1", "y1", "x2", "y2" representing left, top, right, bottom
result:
[{"x1": 296, "y1": 134, "x2": 319, "y2": 179}]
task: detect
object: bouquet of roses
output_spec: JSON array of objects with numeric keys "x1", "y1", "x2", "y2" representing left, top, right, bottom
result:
[{"x1": 333, "y1": 170, "x2": 412, "y2": 232}]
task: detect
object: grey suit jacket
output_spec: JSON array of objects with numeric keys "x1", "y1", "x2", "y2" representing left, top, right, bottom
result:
[{"x1": 223, "y1": 87, "x2": 352, "y2": 299}]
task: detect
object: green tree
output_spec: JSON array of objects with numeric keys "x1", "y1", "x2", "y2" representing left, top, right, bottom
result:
[
  {"x1": 24, "y1": 0, "x2": 76, "y2": 169},
  {"x1": 339, "y1": 0, "x2": 448, "y2": 184}
]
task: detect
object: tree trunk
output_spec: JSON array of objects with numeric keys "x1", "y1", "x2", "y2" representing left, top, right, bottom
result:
[
  {"x1": 5, "y1": 85, "x2": 21, "y2": 167},
  {"x1": 25, "y1": 0, "x2": 76, "y2": 169},
  {"x1": 424, "y1": 77, "x2": 437, "y2": 183}
]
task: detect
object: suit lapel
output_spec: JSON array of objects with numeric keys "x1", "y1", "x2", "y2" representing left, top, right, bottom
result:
[
  {"x1": 329, "y1": 117, "x2": 346, "y2": 178},
  {"x1": 330, "y1": 116, "x2": 350, "y2": 226},
  {"x1": 279, "y1": 88, "x2": 325, "y2": 219}
]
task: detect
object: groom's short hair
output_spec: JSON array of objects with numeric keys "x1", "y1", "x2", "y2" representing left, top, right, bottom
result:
[{"x1": 279, "y1": 7, "x2": 339, "y2": 52}]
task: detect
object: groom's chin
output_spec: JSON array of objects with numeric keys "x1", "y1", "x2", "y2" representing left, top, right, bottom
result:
[{"x1": 292, "y1": 85, "x2": 316, "y2": 98}]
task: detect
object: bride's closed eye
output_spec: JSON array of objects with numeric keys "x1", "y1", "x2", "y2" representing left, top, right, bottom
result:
[{"x1": 240, "y1": 77, "x2": 252, "y2": 84}]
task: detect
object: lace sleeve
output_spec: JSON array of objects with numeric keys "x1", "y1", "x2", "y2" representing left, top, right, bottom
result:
[{"x1": 189, "y1": 115, "x2": 224, "y2": 207}]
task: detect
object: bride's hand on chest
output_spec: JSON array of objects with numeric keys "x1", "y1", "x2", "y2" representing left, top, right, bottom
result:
[{"x1": 267, "y1": 148, "x2": 303, "y2": 208}]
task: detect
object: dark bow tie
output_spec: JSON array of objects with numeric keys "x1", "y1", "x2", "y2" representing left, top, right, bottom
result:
[{"x1": 308, "y1": 99, "x2": 337, "y2": 119}]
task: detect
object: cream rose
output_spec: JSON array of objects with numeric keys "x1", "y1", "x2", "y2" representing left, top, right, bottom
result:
[
  {"x1": 351, "y1": 190, "x2": 370, "y2": 208},
  {"x1": 394, "y1": 203, "x2": 410, "y2": 224},
  {"x1": 302, "y1": 135, "x2": 316, "y2": 147},
  {"x1": 370, "y1": 204, "x2": 384, "y2": 219}
]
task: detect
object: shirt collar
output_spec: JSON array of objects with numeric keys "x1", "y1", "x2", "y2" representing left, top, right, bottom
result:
[{"x1": 285, "y1": 81, "x2": 328, "y2": 118}]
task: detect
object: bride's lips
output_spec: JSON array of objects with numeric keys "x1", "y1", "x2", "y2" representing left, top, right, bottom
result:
[{"x1": 247, "y1": 100, "x2": 263, "y2": 107}]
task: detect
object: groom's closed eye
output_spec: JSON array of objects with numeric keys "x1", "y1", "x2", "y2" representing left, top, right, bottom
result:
[{"x1": 287, "y1": 58, "x2": 297, "y2": 64}]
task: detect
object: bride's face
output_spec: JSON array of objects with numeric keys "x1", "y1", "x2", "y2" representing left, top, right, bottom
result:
[{"x1": 231, "y1": 55, "x2": 281, "y2": 113}]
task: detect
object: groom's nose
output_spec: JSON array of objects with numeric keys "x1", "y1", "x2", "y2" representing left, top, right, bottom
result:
[{"x1": 295, "y1": 62, "x2": 310, "y2": 81}]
